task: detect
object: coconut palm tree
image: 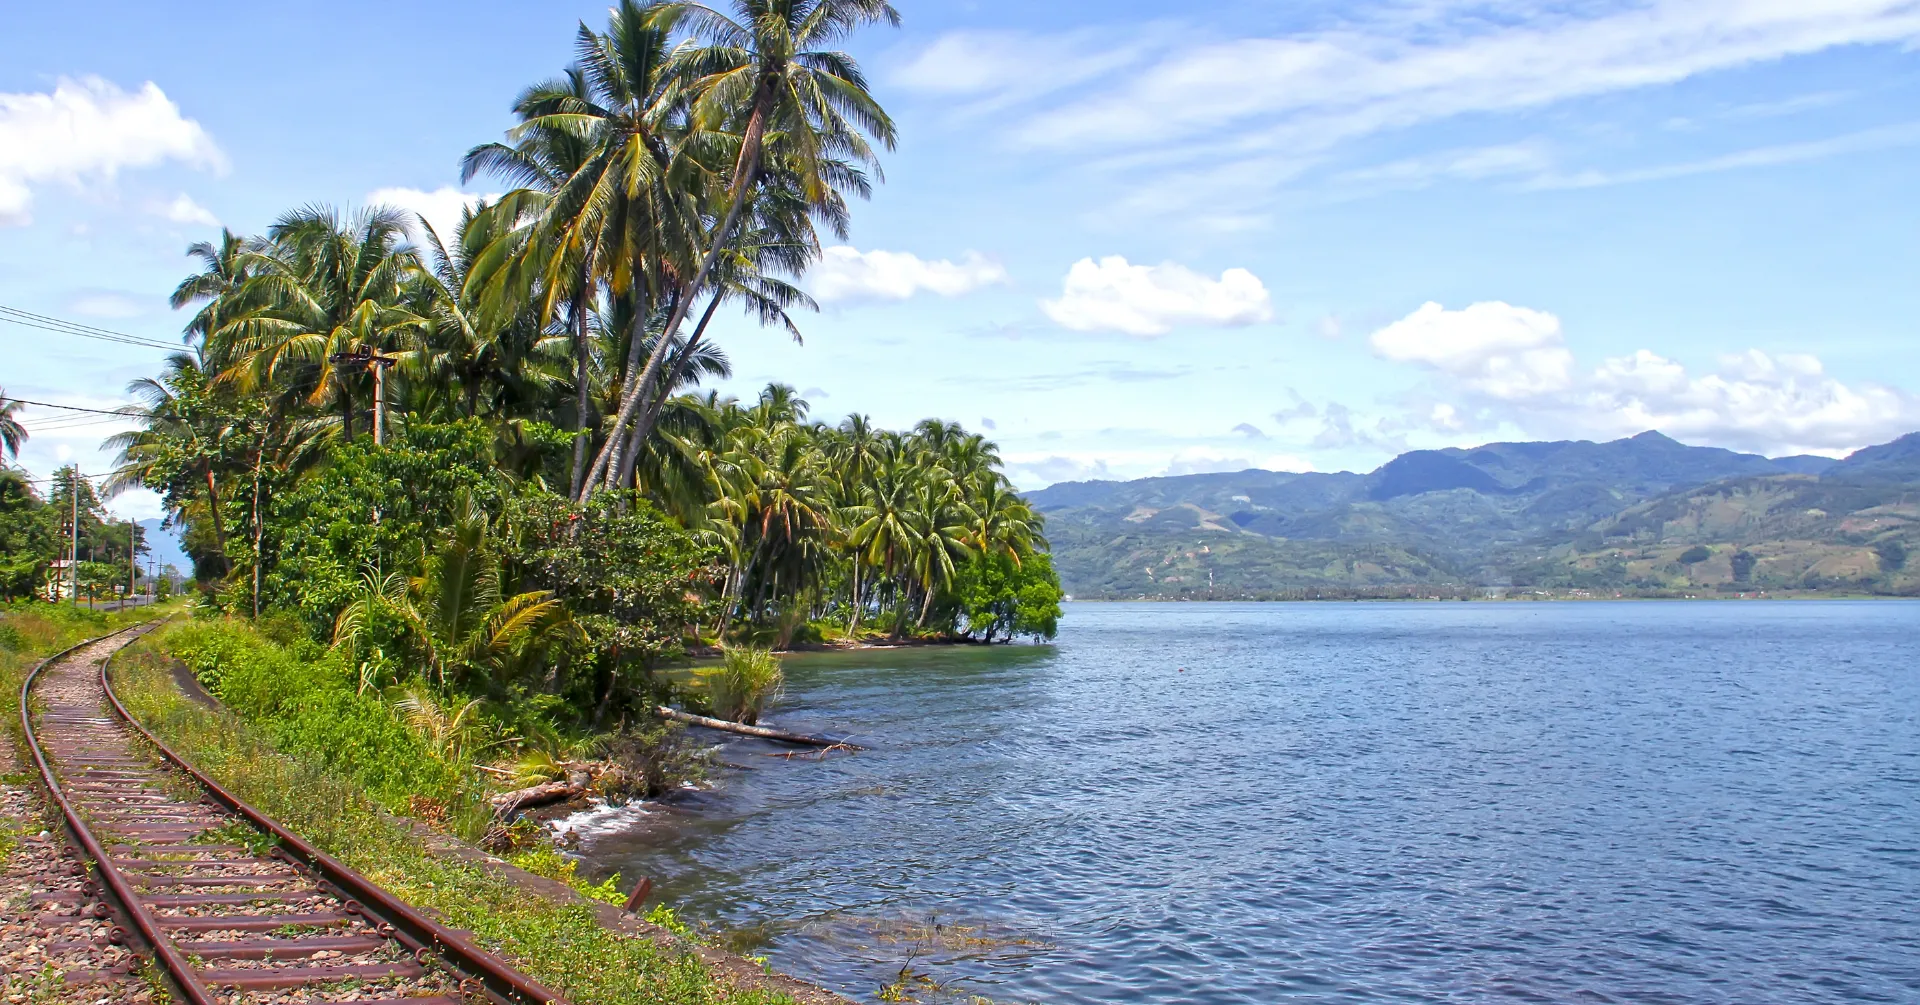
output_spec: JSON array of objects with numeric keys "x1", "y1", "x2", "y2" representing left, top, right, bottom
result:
[
  {"x1": 0, "y1": 388, "x2": 24, "y2": 462},
  {"x1": 211, "y1": 205, "x2": 427, "y2": 440},
  {"x1": 584, "y1": 0, "x2": 898, "y2": 498}
]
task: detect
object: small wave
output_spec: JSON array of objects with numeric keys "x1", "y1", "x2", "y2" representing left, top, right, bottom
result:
[{"x1": 546, "y1": 798, "x2": 654, "y2": 841}]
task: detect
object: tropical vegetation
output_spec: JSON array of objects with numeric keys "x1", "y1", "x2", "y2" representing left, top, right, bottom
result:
[{"x1": 83, "y1": 0, "x2": 1060, "y2": 748}]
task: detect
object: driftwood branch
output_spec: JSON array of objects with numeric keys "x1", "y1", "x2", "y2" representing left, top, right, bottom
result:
[
  {"x1": 489, "y1": 779, "x2": 584, "y2": 817},
  {"x1": 655, "y1": 706, "x2": 864, "y2": 750}
]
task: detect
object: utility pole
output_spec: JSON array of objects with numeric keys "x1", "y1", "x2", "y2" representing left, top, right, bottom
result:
[
  {"x1": 126, "y1": 519, "x2": 135, "y2": 611},
  {"x1": 69, "y1": 468, "x2": 78, "y2": 608},
  {"x1": 371, "y1": 353, "x2": 396, "y2": 445}
]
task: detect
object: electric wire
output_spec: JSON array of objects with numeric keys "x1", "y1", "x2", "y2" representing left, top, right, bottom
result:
[{"x1": 0, "y1": 304, "x2": 183, "y2": 351}]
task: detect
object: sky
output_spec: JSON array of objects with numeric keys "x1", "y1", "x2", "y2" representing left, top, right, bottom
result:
[{"x1": 4, "y1": 0, "x2": 1920, "y2": 526}]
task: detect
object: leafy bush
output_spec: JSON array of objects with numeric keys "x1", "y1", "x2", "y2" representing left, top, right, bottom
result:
[
  {"x1": 258, "y1": 420, "x2": 516, "y2": 634},
  {"x1": 1677, "y1": 545, "x2": 1713, "y2": 565},
  {"x1": 161, "y1": 619, "x2": 481, "y2": 828},
  {"x1": 697, "y1": 647, "x2": 783, "y2": 725}
]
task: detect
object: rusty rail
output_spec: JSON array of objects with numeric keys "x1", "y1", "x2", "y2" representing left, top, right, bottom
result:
[{"x1": 20, "y1": 622, "x2": 570, "y2": 1005}]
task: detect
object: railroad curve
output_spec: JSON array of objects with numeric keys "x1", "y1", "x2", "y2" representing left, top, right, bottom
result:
[{"x1": 19, "y1": 623, "x2": 562, "y2": 1005}]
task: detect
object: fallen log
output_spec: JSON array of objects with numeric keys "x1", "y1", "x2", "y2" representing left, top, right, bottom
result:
[
  {"x1": 655, "y1": 706, "x2": 865, "y2": 750},
  {"x1": 489, "y1": 779, "x2": 584, "y2": 816}
]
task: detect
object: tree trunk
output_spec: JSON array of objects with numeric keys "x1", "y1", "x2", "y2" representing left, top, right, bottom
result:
[
  {"x1": 655, "y1": 706, "x2": 862, "y2": 749},
  {"x1": 250, "y1": 442, "x2": 264, "y2": 619},
  {"x1": 583, "y1": 81, "x2": 776, "y2": 499},
  {"x1": 339, "y1": 379, "x2": 354, "y2": 441},
  {"x1": 581, "y1": 289, "x2": 672, "y2": 498},
  {"x1": 614, "y1": 294, "x2": 723, "y2": 492},
  {"x1": 568, "y1": 284, "x2": 592, "y2": 499},
  {"x1": 202, "y1": 466, "x2": 231, "y2": 577}
]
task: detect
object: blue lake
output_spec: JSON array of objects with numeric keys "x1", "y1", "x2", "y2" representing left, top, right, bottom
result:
[{"x1": 576, "y1": 601, "x2": 1920, "y2": 1003}]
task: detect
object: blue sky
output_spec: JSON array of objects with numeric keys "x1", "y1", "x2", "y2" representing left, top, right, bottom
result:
[{"x1": 4, "y1": 0, "x2": 1920, "y2": 522}]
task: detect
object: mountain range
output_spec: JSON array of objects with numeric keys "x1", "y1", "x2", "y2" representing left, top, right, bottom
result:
[{"x1": 1026, "y1": 431, "x2": 1920, "y2": 598}]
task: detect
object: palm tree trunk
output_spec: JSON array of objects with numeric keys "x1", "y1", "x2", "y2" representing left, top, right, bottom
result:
[
  {"x1": 581, "y1": 288, "x2": 672, "y2": 498},
  {"x1": 250, "y1": 439, "x2": 264, "y2": 619},
  {"x1": 583, "y1": 83, "x2": 776, "y2": 500},
  {"x1": 568, "y1": 284, "x2": 592, "y2": 498},
  {"x1": 613, "y1": 294, "x2": 723, "y2": 492},
  {"x1": 339, "y1": 378, "x2": 354, "y2": 441}
]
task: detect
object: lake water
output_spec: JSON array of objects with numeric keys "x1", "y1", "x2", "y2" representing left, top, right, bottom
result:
[{"x1": 571, "y1": 601, "x2": 1920, "y2": 1003}]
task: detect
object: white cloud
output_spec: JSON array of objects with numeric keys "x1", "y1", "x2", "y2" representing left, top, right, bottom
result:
[
  {"x1": 1531, "y1": 120, "x2": 1920, "y2": 189},
  {"x1": 810, "y1": 246, "x2": 1008, "y2": 303},
  {"x1": 1370, "y1": 301, "x2": 1575, "y2": 399},
  {"x1": 1582, "y1": 348, "x2": 1920, "y2": 455},
  {"x1": 1041, "y1": 256, "x2": 1274, "y2": 336},
  {"x1": 1163, "y1": 448, "x2": 1313, "y2": 477},
  {"x1": 1371, "y1": 302, "x2": 1920, "y2": 456},
  {"x1": 1016, "y1": 3, "x2": 1920, "y2": 153},
  {"x1": 890, "y1": 29, "x2": 1155, "y2": 111},
  {"x1": 0, "y1": 77, "x2": 222, "y2": 226},
  {"x1": 1005, "y1": 454, "x2": 1114, "y2": 488},
  {"x1": 366, "y1": 186, "x2": 497, "y2": 244},
  {"x1": 155, "y1": 192, "x2": 217, "y2": 226}
]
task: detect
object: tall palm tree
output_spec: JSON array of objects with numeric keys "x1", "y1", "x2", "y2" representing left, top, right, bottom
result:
[
  {"x1": 585, "y1": 0, "x2": 898, "y2": 498},
  {"x1": 212, "y1": 205, "x2": 426, "y2": 440},
  {"x1": 0, "y1": 388, "x2": 24, "y2": 462},
  {"x1": 463, "y1": 68, "x2": 609, "y2": 495},
  {"x1": 171, "y1": 229, "x2": 255, "y2": 345},
  {"x1": 103, "y1": 353, "x2": 238, "y2": 576}
]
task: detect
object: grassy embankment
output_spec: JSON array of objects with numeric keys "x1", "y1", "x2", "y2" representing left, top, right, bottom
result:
[{"x1": 1, "y1": 608, "x2": 786, "y2": 1005}]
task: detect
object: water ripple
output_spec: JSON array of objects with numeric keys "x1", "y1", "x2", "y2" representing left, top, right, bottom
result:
[{"x1": 580, "y1": 601, "x2": 1920, "y2": 1003}]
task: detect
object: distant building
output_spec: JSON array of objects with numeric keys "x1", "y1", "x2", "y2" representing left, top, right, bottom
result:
[{"x1": 43, "y1": 559, "x2": 74, "y2": 601}]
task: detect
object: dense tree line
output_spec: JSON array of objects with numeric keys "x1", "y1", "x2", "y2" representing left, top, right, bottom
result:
[{"x1": 85, "y1": 0, "x2": 1060, "y2": 732}]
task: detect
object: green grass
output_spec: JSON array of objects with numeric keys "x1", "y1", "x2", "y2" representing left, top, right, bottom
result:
[
  {"x1": 161, "y1": 618, "x2": 491, "y2": 837},
  {"x1": 111, "y1": 634, "x2": 795, "y2": 1005}
]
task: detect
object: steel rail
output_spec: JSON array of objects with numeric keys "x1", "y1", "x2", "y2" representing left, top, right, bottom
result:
[
  {"x1": 97, "y1": 630, "x2": 569, "y2": 1005},
  {"x1": 19, "y1": 620, "x2": 217, "y2": 1005}
]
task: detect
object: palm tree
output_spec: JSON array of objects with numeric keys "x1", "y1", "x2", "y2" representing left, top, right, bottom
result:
[
  {"x1": 332, "y1": 492, "x2": 572, "y2": 693},
  {"x1": 103, "y1": 354, "x2": 238, "y2": 577},
  {"x1": 211, "y1": 205, "x2": 427, "y2": 440},
  {"x1": 171, "y1": 229, "x2": 255, "y2": 344},
  {"x1": 584, "y1": 0, "x2": 899, "y2": 498},
  {"x1": 463, "y1": 68, "x2": 610, "y2": 495},
  {"x1": 0, "y1": 388, "x2": 24, "y2": 462}
]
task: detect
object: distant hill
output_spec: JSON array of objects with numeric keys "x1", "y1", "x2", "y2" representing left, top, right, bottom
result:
[{"x1": 1028, "y1": 431, "x2": 1917, "y2": 598}]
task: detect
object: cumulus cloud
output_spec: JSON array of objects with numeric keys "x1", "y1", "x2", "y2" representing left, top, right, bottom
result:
[
  {"x1": 155, "y1": 193, "x2": 217, "y2": 226},
  {"x1": 366, "y1": 186, "x2": 497, "y2": 244},
  {"x1": 1370, "y1": 300, "x2": 1575, "y2": 399},
  {"x1": 1370, "y1": 301, "x2": 1920, "y2": 456},
  {"x1": 0, "y1": 77, "x2": 222, "y2": 226},
  {"x1": 810, "y1": 246, "x2": 1008, "y2": 303},
  {"x1": 1040, "y1": 256, "x2": 1273, "y2": 336}
]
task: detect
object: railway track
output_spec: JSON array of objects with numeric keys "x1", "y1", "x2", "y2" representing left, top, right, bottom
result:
[{"x1": 18, "y1": 623, "x2": 567, "y2": 1005}]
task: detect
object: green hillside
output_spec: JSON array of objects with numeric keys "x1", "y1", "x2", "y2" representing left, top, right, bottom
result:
[{"x1": 1031, "y1": 432, "x2": 1920, "y2": 598}]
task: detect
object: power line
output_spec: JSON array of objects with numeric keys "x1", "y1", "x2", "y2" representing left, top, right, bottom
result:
[
  {"x1": 6, "y1": 397, "x2": 138, "y2": 416},
  {"x1": 0, "y1": 304, "x2": 184, "y2": 351}
]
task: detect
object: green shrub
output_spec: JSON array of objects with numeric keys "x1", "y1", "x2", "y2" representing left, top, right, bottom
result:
[
  {"x1": 161, "y1": 619, "x2": 480, "y2": 827},
  {"x1": 697, "y1": 647, "x2": 783, "y2": 726}
]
